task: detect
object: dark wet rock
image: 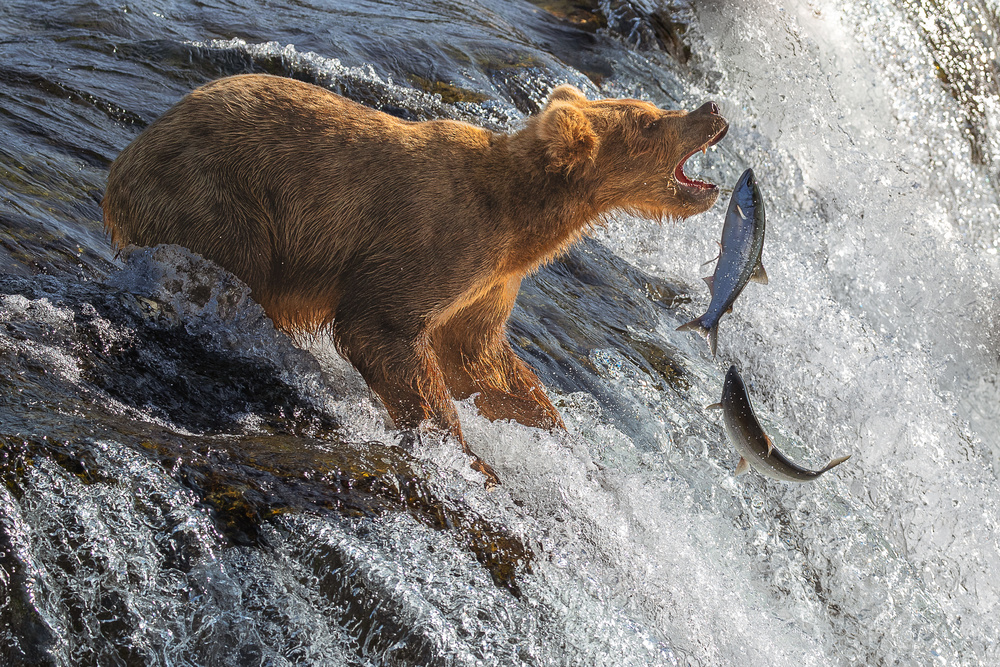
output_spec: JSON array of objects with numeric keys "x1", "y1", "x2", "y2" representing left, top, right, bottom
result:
[
  {"x1": 598, "y1": 0, "x2": 695, "y2": 63},
  {"x1": 175, "y1": 38, "x2": 484, "y2": 125},
  {"x1": 512, "y1": 238, "x2": 692, "y2": 442},
  {"x1": 523, "y1": 0, "x2": 698, "y2": 62},
  {"x1": 0, "y1": 259, "x2": 532, "y2": 602},
  {"x1": 0, "y1": 268, "x2": 332, "y2": 438},
  {"x1": 408, "y1": 74, "x2": 490, "y2": 104},
  {"x1": 134, "y1": 433, "x2": 531, "y2": 593},
  {"x1": 525, "y1": 0, "x2": 607, "y2": 32}
]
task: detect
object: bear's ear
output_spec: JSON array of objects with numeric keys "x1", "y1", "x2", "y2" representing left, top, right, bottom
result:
[
  {"x1": 537, "y1": 101, "x2": 600, "y2": 175},
  {"x1": 545, "y1": 84, "x2": 589, "y2": 107}
]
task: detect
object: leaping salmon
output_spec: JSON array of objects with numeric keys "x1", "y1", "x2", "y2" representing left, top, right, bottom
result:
[
  {"x1": 678, "y1": 168, "x2": 767, "y2": 356},
  {"x1": 709, "y1": 365, "x2": 851, "y2": 482}
]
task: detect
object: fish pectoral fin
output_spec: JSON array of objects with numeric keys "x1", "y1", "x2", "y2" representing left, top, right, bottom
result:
[
  {"x1": 701, "y1": 242, "x2": 723, "y2": 267},
  {"x1": 703, "y1": 275, "x2": 715, "y2": 296},
  {"x1": 764, "y1": 434, "x2": 774, "y2": 456},
  {"x1": 750, "y1": 261, "x2": 769, "y2": 285},
  {"x1": 706, "y1": 402, "x2": 723, "y2": 410},
  {"x1": 821, "y1": 454, "x2": 852, "y2": 473},
  {"x1": 735, "y1": 457, "x2": 750, "y2": 476}
]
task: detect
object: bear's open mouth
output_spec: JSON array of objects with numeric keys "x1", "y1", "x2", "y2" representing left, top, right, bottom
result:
[{"x1": 674, "y1": 125, "x2": 728, "y2": 190}]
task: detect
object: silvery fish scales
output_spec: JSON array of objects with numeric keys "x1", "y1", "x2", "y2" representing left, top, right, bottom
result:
[
  {"x1": 709, "y1": 365, "x2": 850, "y2": 482},
  {"x1": 678, "y1": 168, "x2": 767, "y2": 356}
]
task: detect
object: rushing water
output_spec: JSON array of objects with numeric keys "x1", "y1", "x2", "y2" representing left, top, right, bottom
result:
[{"x1": 2, "y1": 0, "x2": 999, "y2": 665}]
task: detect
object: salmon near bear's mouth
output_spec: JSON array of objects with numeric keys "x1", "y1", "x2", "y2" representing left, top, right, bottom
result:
[{"x1": 675, "y1": 124, "x2": 728, "y2": 190}]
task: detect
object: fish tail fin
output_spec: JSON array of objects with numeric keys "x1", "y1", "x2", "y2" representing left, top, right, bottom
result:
[
  {"x1": 677, "y1": 318, "x2": 720, "y2": 357},
  {"x1": 821, "y1": 454, "x2": 852, "y2": 473},
  {"x1": 677, "y1": 317, "x2": 719, "y2": 357}
]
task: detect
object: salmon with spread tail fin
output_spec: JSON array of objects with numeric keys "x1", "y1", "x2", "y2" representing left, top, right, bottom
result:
[
  {"x1": 708, "y1": 365, "x2": 851, "y2": 482},
  {"x1": 678, "y1": 168, "x2": 767, "y2": 356}
]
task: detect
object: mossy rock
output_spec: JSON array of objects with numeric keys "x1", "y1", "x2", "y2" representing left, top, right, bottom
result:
[
  {"x1": 524, "y1": 0, "x2": 606, "y2": 32},
  {"x1": 408, "y1": 74, "x2": 490, "y2": 104}
]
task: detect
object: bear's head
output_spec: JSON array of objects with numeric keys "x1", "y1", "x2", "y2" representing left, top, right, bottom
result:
[{"x1": 534, "y1": 85, "x2": 729, "y2": 219}]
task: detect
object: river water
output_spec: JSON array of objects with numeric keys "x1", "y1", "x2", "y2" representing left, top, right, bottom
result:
[{"x1": 1, "y1": 0, "x2": 998, "y2": 665}]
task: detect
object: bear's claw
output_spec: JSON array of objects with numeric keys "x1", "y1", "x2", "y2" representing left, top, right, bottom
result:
[{"x1": 471, "y1": 458, "x2": 501, "y2": 490}]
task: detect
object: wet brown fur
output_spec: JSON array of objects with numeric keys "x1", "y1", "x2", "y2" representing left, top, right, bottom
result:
[{"x1": 102, "y1": 74, "x2": 727, "y2": 484}]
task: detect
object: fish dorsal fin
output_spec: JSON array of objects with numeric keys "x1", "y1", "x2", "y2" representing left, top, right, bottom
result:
[
  {"x1": 750, "y1": 261, "x2": 769, "y2": 285},
  {"x1": 706, "y1": 402, "x2": 723, "y2": 410},
  {"x1": 764, "y1": 434, "x2": 774, "y2": 456},
  {"x1": 735, "y1": 457, "x2": 750, "y2": 476},
  {"x1": 703, "y1": 275, "x2": 715, "y2": 296}
]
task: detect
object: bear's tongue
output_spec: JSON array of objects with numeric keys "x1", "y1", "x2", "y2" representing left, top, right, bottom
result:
[{"x1": 674, "y1": 149, "x2": 714, "y2": 190}]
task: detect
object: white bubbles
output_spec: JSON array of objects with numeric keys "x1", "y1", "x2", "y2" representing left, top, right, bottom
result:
[
  {"x1": 589, "y1": 1, "x2": 1000, "y2": 663},
  {"x1": 186, "y1": 38, "x2": 525, "y2": 131}
]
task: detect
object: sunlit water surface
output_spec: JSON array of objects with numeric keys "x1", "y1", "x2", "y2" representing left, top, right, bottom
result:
[{"x1": 1, "y1": 0, "x2": 998, "y2": 665}]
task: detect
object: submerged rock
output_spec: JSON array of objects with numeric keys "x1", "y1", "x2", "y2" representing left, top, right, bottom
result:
[{"x1": 0, "y1": 255, "x2": 532, "y2": 637}]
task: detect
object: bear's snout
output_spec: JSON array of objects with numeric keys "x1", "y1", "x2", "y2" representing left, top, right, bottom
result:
[
  {"x1": 693, "y1": 101, "x2": 728, "y2": 146},
  {"x1": 694, "y1": 101, "x2": 722, "y2": 116}
]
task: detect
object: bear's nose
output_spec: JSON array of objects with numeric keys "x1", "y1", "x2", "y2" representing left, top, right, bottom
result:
[{"x1": 694, "y1": 101, "x2": 721, "y2": 116}]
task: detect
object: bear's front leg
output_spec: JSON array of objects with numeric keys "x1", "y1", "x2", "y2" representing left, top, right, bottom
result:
[
  {"x1": 431, "y1": 280, "x2": 565, "y2": 430},
  {"x1": 333, "y1": 315, "x2": 500, "y2": 487},
  {"x1": 439, "y1": 338, "x2": 565, "y2": 430}
]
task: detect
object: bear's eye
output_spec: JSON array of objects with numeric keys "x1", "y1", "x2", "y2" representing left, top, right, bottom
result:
[{"x1": 640, "y1": 116, "x2": 661, "y2": 132}]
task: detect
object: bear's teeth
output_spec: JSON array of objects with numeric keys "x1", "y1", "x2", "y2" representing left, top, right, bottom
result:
[{"x1": 674, "y1": 149, "x2": 714, "y2": 190}]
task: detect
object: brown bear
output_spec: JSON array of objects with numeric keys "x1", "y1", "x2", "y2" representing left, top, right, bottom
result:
[{"x1": 102, "y1": 73, "x2": 728, "y2": 485}]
